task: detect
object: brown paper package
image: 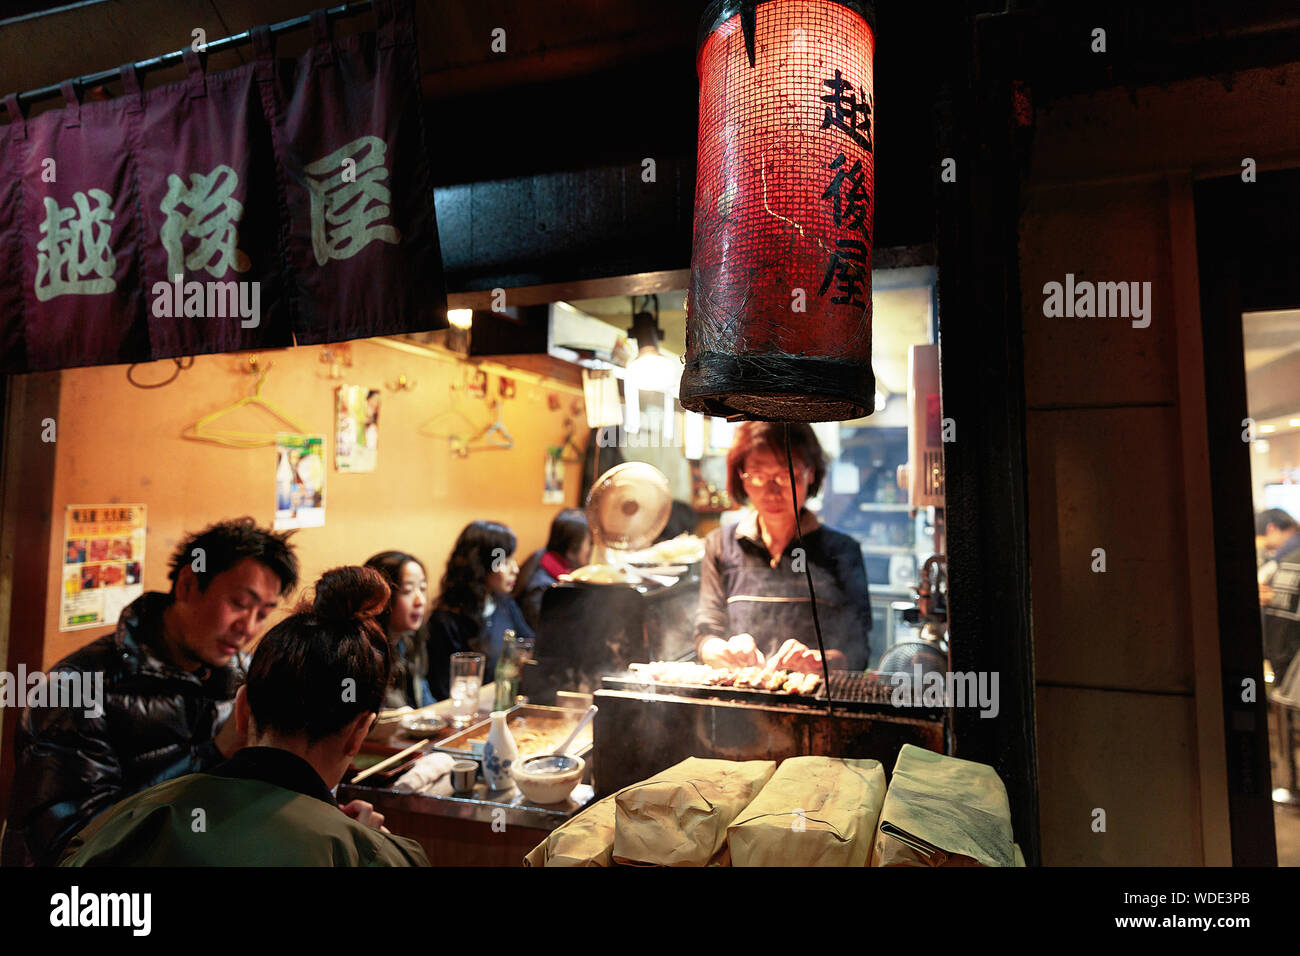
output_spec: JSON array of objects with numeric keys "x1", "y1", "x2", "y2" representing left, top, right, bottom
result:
[
  {"x1": 613, "y1": 757, "x2": 776, "y2": 867},
  {"x1": 870, "y1": 744, "x2": 1021, "y2": 867},
  {"x1": 524, "y1": 794, "x2": 617, "y2": 867},
  {"x1": 728, "y1": 756, "x2": 887, "y2": 867}
]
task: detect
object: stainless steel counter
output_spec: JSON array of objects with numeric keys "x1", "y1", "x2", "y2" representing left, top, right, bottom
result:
[{"x1": 338, "y1": 780, "x2": 595, "y2": 832}]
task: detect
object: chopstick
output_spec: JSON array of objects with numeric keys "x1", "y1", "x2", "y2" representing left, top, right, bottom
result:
[
  {"x1": 351, "y1": 738, "x2": 430, "y2": 783},
  {"x1": 377, "y1": 701, "x2": 442, "y2": 722}
]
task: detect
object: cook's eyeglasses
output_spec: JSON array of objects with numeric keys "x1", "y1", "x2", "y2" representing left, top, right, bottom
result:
[{"x1": 741, "y1": 469, "x2": 805, "y2": 489}]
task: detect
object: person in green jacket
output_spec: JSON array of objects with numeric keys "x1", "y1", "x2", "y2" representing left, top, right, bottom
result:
[{"x1": 60, "y1": 565, "x2": 429, "y2": 867}]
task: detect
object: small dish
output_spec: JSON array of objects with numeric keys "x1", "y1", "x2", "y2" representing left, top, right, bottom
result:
[
  {"x1": 399, "y1": 713, "x2": 448, "y2": 737},
  {"x1": 512, "y1": 754, "x2": 585, "y2": 805}
]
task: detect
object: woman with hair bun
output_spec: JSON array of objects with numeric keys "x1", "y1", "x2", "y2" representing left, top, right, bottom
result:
[
  {"x1": 427, "y1": 521, "x2": 534, "y2": 701},
  {"x1": 365, "y1": 551, "x2": 432, "y2": 710},
  {"x1": 61, "y1": 566, "x2": 429, "y2": 867}
]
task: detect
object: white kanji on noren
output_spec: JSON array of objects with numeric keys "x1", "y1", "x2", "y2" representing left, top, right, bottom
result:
[
  {"x1": 35, "y1": 189, "x2": 117, "y2": 302},
  {"x1": 303, "y1": 135, "x2": 401, "y2": 265},
  {"x1": 159, "y1": 164, "x2": 251, "y2": 279}
]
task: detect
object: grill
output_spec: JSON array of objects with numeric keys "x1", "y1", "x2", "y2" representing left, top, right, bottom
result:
[{"x1": 599, "y1": 669, "x2": 943, "y2": 719}]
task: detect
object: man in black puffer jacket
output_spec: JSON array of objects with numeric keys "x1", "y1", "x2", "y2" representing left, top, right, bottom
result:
[{"x1": 3, "y1": 518, "x2": 298, "y2": 866}]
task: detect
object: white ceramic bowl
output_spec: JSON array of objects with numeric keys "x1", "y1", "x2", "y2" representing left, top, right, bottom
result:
[{"x1": 512, "y1": 754, "x2": 585, "y2": 804}]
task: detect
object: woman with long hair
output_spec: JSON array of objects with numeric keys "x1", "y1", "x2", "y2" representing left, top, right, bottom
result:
[
  {"x1": 364, "y1": 551, "x2": 431, "y2": 709},
  {"x1": 428, "y1": 521, "x2": 535, "y2": 701}
]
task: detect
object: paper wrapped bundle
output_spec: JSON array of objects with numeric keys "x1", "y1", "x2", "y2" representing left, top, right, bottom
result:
[
  {"x1": 870, "y1": 744, "x2": 1020, "y2": 867},
  {"x1": 523, "y1": 795, "x2": 617, "y2": 867},
  {"x1": 728, "y1": 756, "x2": 886, "y2": 867},
  {"x1": 613, "y1": 757, "x2": 776, "y2": 866}
]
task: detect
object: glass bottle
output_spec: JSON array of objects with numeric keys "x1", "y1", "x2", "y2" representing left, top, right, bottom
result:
[{"x1": 493, "y1": 629, "x2": 521, "y2": 712}]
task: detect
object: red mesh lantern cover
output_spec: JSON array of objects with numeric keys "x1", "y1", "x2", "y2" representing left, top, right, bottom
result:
[{"x1": 682, "y1": 0, "x2": 876, "y2": 422}]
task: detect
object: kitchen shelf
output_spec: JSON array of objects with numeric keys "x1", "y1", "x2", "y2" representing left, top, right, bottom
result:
[
  {"x1": 858, "y1": 544, "x2": 915, "y2": 555},
  {"x1": 857, "y1": 503, "x2": 912, "y2": 512}
]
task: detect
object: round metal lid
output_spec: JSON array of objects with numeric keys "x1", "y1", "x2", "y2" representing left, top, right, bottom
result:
[{"x1": 585, "y1": 462, "x2": 672, "y2": 553}]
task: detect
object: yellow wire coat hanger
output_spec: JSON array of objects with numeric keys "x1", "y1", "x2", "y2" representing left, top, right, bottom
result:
[{"x1": 181, "y1": 364, "x2": 309, "y2": 449}]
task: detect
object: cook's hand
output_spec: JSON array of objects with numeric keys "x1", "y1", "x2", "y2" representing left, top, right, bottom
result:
[
  {"x1": 700, "y1": 635, "x2": 763, "y2": 668},
  {"x1": 213, "y1": 709, "x2": 248, "y2": 760},
  {"x1": 726, "y1": 634, "x2": 764, "y2": 667},
  {"x1": 1261, "y1": 583, "x2": 1275, "y2": 607},
  {"x1": 767, "y1": 639, "x2": 840, "y2": 674},
  {"x1": 340, "y1": 799, "x2": 391, "y2": 833},
  {"x1": 766, "y1": 639, "x2": 806, "y2": 672}
]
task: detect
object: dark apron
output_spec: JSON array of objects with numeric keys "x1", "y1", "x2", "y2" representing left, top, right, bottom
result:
[{"x1": 720, "y1": 560, "x2": 866, "y2": 669}]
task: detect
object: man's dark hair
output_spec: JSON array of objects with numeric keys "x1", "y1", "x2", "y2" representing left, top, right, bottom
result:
[
  {"x1": 245, "y1": 566, "x2": 392, "y2": 742},
  {"x1": 725, "y1": 421, "x2": 828, "y2": 505},
  {"x1": 1257, "y1": 509, "x2": 1298, "y2": 535},
  {"x1": 168, "y1": 517, "x2": 298, "y2": 597}
]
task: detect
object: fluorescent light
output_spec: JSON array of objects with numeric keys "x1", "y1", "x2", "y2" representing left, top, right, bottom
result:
[
  {"x1": 447, "y1": 309, "x2": 473, "y2": 330},
  {"x1": 1260, "y1": 425, "x2": 1276, "y2": 434},
  {"x1": 1291, "y1": 419, "x2": 1300, "y2": 428}
]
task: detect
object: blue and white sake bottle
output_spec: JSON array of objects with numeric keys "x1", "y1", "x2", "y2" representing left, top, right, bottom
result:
[{"x1": 482, "y1": 711, "x2": 518, "y2": 791}]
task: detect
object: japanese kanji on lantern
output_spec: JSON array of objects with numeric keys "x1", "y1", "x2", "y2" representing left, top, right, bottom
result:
[{"x1": 681, "y1": 0, "x2": 877, "y2": 422}]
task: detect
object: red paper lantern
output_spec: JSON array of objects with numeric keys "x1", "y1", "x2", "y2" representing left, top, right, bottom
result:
[{"x1": 682, "y1": 0, "x2": 876, "y2": 422}]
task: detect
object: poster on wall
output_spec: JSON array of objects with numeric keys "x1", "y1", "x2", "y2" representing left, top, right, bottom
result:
[
  {"x1": 60, "y1": 505, "x2": 146, "y2": 631},
  {"x1": 275, "y1": 434, "x2": 326, "y2": 530},
  {"x1": 335, "y1": 385, "x2": 381, "y2": 472},
  {"x1": 543, "y1": 450, "x2": 565, "y2": 505}
]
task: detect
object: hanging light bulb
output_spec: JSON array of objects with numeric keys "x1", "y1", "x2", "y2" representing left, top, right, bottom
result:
[
  {"x1": 446, "y1": 309, "x2": 472, "y2": 354},
  {"x1": 627, "y1": 296, "x2": 681, "y2": 394}
]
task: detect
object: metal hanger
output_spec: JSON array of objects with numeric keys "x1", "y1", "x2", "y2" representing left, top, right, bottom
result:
[
  {"x1": 182, "y1": 363, "x2": 308, "y2": 449},
  {"x1": 421, "y1": 383, "x2": 485, "y2": 458},
  {"x1": 469, "y1": 399, "x2": 514, "y2": 451}
]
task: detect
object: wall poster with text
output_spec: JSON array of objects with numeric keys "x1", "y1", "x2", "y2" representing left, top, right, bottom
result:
[{"x1": 61, "y1": 505, "x2": 146, "y2": 631}]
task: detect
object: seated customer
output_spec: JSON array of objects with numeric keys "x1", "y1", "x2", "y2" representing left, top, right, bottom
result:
[
  {"x1": 365, "y1": 551, "x2": 432, "y2": 709},
  {"x1": 60, "y1": 566, "x2": 429, "y2": 867},
  {"x1": 513, "y1": 508, "x2": 592, "y2": 631},
  {"x1": 428, "y1": 521, "x2": 534, "y2": 700},
  {"x1": 4, "y1": 517, "x2": 298, "y2": 867}
]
